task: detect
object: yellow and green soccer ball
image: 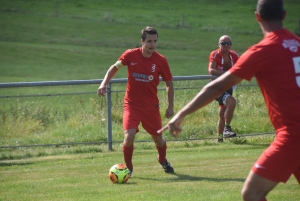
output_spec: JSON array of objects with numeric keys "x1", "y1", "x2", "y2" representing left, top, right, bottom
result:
[{"x1": 108, "y1": 164, "x2": 130, "y2": 184}]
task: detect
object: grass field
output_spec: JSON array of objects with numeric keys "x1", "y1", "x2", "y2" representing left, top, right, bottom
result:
[
  {"x1": 1, "y1": 1, "x2": 300, "y2": 200},
  {"x1": 1, "y1": 0, "x2": 299, "y2": 81},
  {"x1": 1, "y1": 144, "x2": 299, "y2": 201}
]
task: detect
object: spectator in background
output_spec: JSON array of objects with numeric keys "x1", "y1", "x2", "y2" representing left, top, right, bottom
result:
[
  {"x1": 208, "y1": 35, "x2": 239, "y2": 142},
  {"x1": 159, "y1": 0, "x2": 300, "y2": 200},
  {"x1": 98, "y1": 26, "x2": 175, "y2": 177}
]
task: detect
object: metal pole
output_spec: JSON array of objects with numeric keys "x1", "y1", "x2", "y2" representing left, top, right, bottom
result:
[{"x1": 106, "y1": 83, "x2": 113, "y2": 150}]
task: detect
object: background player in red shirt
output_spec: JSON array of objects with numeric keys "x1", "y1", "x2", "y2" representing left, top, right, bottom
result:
[
  {"x1": 158, "y1": 0, "x2": 300, "y2": 200},
  {"x1": 208, "y1": 35, "x2": 239, "y2": 142},
  {"x1": 98, "y1": 26, "x2": 175, "y2": 177}
]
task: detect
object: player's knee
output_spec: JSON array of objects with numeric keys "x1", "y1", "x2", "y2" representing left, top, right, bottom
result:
[
  {"x1": 241, "y1": 187, "x2": 253, "y2": 201},
  {"x1": 152, "y1": 135, "x2": 165, "y2": 147},
  {"x1": 227, "y1": 97, "x2": 236, "y2": 107},
  {"x1": 219, "y1": 110, "x2": 226, "y2": 116},
  {"x1": 124, "y1": 130, "x2": 136, "y2": 144},
  {"x1": 241, "y1": 186, "x2": 266, "y2": 201}
]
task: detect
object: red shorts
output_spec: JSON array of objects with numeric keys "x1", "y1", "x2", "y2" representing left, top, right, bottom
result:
[
  {"x1": 252, "y1": 135, "x2": 300, "y2": 183},
  {"x1": 123, "y1": 106, "x2": 162, "y2": 136}
]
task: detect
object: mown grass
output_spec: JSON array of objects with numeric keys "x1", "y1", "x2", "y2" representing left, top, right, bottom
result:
[
  {"x1": 1, "y1": 0, "x2": 299, "y2": 81},
  {"x1": 0, "y1": 145, "x2": 299, "y2": 201}
]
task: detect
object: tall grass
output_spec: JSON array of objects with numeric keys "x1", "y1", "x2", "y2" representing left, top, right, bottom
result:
[{"x1": 0, "y1": 82, "x2": 274, "y2": 158}]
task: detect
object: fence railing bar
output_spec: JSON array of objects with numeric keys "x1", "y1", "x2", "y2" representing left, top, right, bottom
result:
[
  {"x1": 0, "y1": 88, "x2": 200, "y2": 99},
  {"x1": 0, "y1": 79, "x2": 103, "y2": 88},
  {"x1": 0, "y1": 75, "x2": 217, "y2": 88},
  {"x1": 0, "y1": 76, "x2": 260, "y2": 89},
  {"x1": 0, "y1": 92, "x2": 97, "y2": 99},
  {"x1": 0, "y1": 85, "x2": 258, "y2": 99}
]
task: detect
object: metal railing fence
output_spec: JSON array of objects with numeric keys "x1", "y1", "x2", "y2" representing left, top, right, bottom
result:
[
  {"x1": 1, "y1": 76, "x2": 268, "y2": 150},
  {"x1": 0, "y1": 75, "x2": 223, "y2": 150}
]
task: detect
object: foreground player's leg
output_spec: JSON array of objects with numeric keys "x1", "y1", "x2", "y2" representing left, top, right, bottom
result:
[{"x1": 241, "y1": 171, "x2": 278, "y2": 201}]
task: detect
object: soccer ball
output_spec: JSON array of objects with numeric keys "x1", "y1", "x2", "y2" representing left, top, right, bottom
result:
[{"x1": 108, "y1": 164, "x2": 130, "y2": 184}]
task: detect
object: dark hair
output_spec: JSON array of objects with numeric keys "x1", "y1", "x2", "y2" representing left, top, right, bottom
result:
[
  {"x1": 141, "y1": 26, "x2": 158, "y2": 41},
  {"x1": 257, "y1": 0, "x2": 284, "y2": 21}
]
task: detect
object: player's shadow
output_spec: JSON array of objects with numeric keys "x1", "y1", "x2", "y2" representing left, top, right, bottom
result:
[{"x1": 135, "y1": 173, "x2": 244, "y2": 183}]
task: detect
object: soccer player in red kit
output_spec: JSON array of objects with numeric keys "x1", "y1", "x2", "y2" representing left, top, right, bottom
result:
[
  {"x1": 98, "y1": 26, "x2": 175, "y2": 176},
  {"x1": 158, "y1": 0, "x2": 300, "y2": 200},
  {"x1": 208, "y1": 35, "x2": 239, "y2": 142}
]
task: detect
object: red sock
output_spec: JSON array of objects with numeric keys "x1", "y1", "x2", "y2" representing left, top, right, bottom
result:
[
  {"x1": 122, "y1": 144, "x2": 134, "y2": 171},
  {"x1": 259, "y1": 199, "x2": 267, "y2": 201},
  {"x1": 156, "y1": 142, "x2": 167, "y2": 164}
]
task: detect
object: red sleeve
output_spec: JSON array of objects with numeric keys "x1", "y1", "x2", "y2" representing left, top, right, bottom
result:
[
  {"x1": 229, "y1": 45, "x2": 266, "y2": 81},
  {"x1": 209, "y1": 50, "x2": 218, "y2": 62},
  {"x1": 118, "y1": 49, "x2": 132, "y2": 66},
  {"x1": 231, "y1": 50, "x2": 240, "y2": 63},
  {"x1": 208, "y1": 50, "x2": 218, "y2": 71},
  {"x1": 160, "y1": 57, "x2": 173, "y2": 81}
]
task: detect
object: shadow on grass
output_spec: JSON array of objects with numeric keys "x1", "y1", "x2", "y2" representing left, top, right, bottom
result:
[
  {"x1": 135, "y1": 173, "x2": 244, "y2": 183},
  {"x1": 0, "y1": 162, "x2": 34, "y2": 167}
]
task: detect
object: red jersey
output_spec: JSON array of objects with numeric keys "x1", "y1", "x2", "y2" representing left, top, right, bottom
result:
[
  {"x1": 117, "y1": 48, "x2": 172, "y2": 111},
  {"x1": 229, "y1": 29, "x2": 300, "y2": 138},
  {"x1": 208, "y1": 49, "x2": 239, "y2": 72}
]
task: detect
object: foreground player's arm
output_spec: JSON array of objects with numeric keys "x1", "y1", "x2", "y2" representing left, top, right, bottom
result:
[
  {"x1": 98, "y1": 65, "x2": 119, "y2": 96},
  {"x1": 208, "y1": 61, "x2": 224, "y2": 76},
  {"x1": 165, "y1": 80, "x2": 174, "y2": 118},
  {"x1": 158, "y1": 71, "x2": 243, "y2": 137}
]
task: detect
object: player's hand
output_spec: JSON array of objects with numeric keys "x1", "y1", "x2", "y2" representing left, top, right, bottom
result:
[
  {"x1": 157, "y1": 113, "x2": 184, "y2": 138},
  {"x1": 97, "y1": 86, "x2": 106, "y2": 96},
  {"x1": 165, "y1": 106, "x2": 174, "y2": 118}
]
